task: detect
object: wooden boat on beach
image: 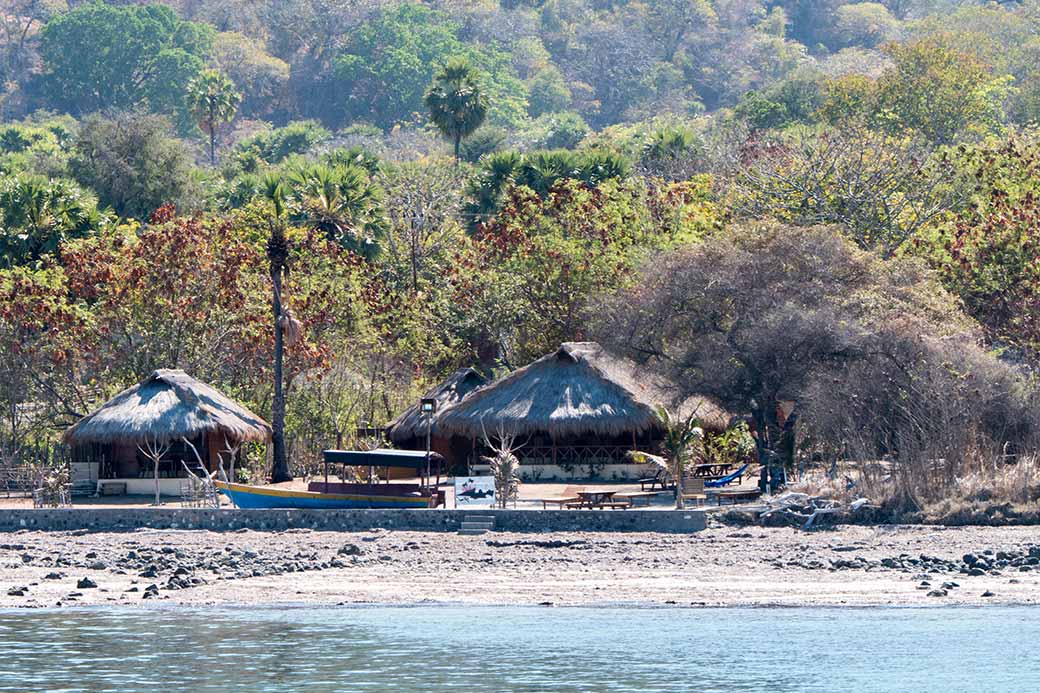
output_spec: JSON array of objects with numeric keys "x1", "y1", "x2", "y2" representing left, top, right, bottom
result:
[{"x1": 215, "y1": 449, "x2": 446, "y2": 509}]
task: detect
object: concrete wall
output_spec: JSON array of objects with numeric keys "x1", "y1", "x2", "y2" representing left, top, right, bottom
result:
[{"x1": 1, "y1": 508, "x2": 706, "y2": 534}]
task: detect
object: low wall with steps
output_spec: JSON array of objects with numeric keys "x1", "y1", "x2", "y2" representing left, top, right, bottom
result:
[{"x1": 1, "y1": 508, "x2": 706, "y2": 534}]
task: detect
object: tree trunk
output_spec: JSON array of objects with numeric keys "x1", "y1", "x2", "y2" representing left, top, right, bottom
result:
[
  {"x1": 674, "y1": 459, "x2": 685, "y2": 510},
  {"x1": 752, "y1": 403, "x2": 784, "y2": 495},
  {"x1": 453, "y1": 133, "x2": 461, "y2": 163},
  {"x1": 208, "y1": 102, "x2": 217, "y2": 166},
  {"x1": 153, "y1": 456, "x2": 160, "y2": 506},
  {"x1": 270, "y1": 265, "x2": 292, "y2": 483}
]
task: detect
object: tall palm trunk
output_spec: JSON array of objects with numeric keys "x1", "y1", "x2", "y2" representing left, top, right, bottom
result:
[
  {"x1": 268, "y1": 227, "x2": 292, "y2": 483},
  {"x1": 453, "y1": 132, "x2": 461, "y2": 163},
  {"x1": 208, "y1": 102, "x2": 217, "y2": 166},
  {"x1": 673, "y1": 458, "x2": 685, "y2": 510}
]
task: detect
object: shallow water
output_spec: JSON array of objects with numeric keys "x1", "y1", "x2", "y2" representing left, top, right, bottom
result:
[{"x1": 0, "y1": 605, "x2": 1037, "y2": 692}]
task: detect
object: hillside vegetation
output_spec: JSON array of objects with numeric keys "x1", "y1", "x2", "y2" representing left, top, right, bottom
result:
[{"x1": 3, "y1": 0, "x2": 1040, "y2": 509}]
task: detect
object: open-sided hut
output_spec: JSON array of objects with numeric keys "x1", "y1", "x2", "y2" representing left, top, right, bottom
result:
[
  {"x1": 63, "y1": 369, "x2": 271, "y2": 496},
  {"x1": 436, "y1": 342, "x2": 731, "y2": 479},
  {"x1": 384, "y1": 368, "x2": 487, "y2": 468}
]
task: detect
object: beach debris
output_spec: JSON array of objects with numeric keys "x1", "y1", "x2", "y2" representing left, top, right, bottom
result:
[
  {"x1": 338, "y1": 543, "x2": 363, "y2": 556},
  {"x1": 981, "y1": 590, "x2": 995, "y2": 597},
  {"x1": 76, "y1": 577, "x2": 97, "y2": 589},
  {"x1": 926, "y1": 589, "x2": 948, "y2": 597},
  {"x1": 757, "y1": 492, "x2": 876, "y2": 529},
  {"x1": 43, "y1": 572, "x2": 64, "y2": 580},
  {"x1": 6, "y1": 586, "x2": 27, "y2": 596}
]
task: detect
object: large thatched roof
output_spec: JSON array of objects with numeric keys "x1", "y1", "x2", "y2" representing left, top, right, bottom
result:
[
  {"x1": 436, "y1": 342, "x2": 732, "y2": 439},
  {"x1": 64, "y1": 369, "x2": 271, "y2": 446},
  {"x1": 385, "y1": 368, "x2": 487, "y2": 443}
]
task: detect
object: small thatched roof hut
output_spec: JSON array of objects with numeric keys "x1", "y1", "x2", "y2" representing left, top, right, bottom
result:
[
  {"x1": 436, "y1": 342, "x2": 731, "y2": 439},
  {"x1": 64, "y1": 369, "x2": 271, "y2": 446},
  {"x1": 385, "y1": 368, "x2": 487, "y2": 445}
]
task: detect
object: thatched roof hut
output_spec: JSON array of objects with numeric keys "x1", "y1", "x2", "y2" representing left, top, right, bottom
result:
[
  {"x1": 64, "y1": 369, "x2": 271, "y2": 446},
  {"x1": 385, "y1": 368, "x2": 487, "y2": 444},
  {"x1": 436, "y1": 342, "x2": 731, "y2": 439}
]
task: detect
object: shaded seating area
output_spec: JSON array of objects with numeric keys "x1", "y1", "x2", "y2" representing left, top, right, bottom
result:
[{"x1": 565, "y1": 489, "x2": 631, "y2": 510}]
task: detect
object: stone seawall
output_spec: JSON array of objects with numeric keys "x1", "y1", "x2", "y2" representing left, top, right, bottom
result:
[{"x1": 0, "y1": 508, "x2": 706, "y2": 534}]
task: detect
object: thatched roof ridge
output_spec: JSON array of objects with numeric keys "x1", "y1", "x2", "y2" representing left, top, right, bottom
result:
[
  {"x1": 437, "y1": 342, "x2": 731, "y2": 438},
  {"x1": 385, "y1": 368, "x2": 487, "y2": 443},
  {"x1": 63, "y1": 369, "x2": 271, "y2": 445}
]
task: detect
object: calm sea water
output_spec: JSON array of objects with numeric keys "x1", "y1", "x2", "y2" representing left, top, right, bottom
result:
[{"x1": 0, "y1": 605, "x2": 1037, "y2": 692}]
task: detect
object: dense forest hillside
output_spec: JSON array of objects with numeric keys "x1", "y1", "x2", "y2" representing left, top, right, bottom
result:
[{"x1": 3, "y1": 0, "x2": 1040, "y2": 504}]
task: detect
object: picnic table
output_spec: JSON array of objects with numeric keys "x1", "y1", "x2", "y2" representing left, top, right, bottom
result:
[
  {"x1": 566, "y1": 490, "x2": 630, "y2": 510},
  {"x1": 691, "y1": 463, "x2": 733, "y2": 479}
]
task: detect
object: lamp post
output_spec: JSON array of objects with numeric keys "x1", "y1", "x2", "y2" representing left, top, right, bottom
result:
[{"x1": 421, "y1": 398, "x2": 437, "y2": 488}]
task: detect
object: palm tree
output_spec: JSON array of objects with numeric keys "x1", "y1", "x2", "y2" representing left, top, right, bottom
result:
[
  {"x1": 424, "y1": 58, "x2": 489, "y2": 162},
  {"x1": 261, "y1": 172, "x2": 293, "y2": 483},
  {"x1": 188, "y1": 69, "x2": 241, "y2": 166},
  {"x1": 628, "y1": 408, "x2": 704, "y2": 509},
  {"x1": 0, "y1": 175, "x2": 101, "y2": 267},
  {"x1": 289, "y1": 162, "x2": 385, "y2": 260}
]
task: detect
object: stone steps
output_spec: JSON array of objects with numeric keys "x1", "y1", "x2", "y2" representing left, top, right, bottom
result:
[{"x1": 459, "y1": 514, "x2": 495, "y2": 536}]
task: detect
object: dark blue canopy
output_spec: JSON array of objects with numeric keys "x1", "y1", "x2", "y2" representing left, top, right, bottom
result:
[{"x1": 322, "y1": 448, "x2": 444, "y2": 470}]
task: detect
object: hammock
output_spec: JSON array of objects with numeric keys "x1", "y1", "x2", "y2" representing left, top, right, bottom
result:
[{"x1": 705, "y1": 464, "x2": 749, "y2": 488}]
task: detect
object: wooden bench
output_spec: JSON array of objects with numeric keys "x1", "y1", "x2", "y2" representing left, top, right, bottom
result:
[
  {"x1": 565, "y1": 501, "x2": 630, "y2": 510},
  {"x1": 614, "y1": 491, "x2": 659, "y2": 507},
  {"x1": 539, "y1": 485, "x2": 585, "y2": 509}
]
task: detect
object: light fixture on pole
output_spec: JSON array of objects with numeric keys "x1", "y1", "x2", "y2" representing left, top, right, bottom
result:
[{"x1": 421, "y1": 398, "x2": 437, "y2": 489}]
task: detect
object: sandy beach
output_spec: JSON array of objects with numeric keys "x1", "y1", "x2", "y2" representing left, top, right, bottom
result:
[{"x1": 2, "y1": 521, "x2": 1039, "y2": 609}]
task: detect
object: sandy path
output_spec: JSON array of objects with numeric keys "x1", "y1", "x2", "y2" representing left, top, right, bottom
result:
[{"x1": 2, "y1": 523, "x2": 1039, "y2": 609}]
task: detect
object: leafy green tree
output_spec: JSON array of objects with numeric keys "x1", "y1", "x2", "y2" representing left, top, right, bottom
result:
[
  {"x1": 38, "y1": 4, "x2": 213, "y2": 123},
  {"x1": 459, "y1": 126, "x2": 507, "y2": 163},
  {"x1": 230, "y1": 120, "x2": 330, "y2": 171},
  {"x1": 917, "y1": 136, "x2": 1040, "y2": 354},
  {"x1": 463, "y1": 149, "x2": 632, "y2": 230},
  {"x1": 821, "y1": 38, "x2": 1013, "y2": 144},
  {"x1": 526, "y1": 111, "x2": 590, "y2": 150},
  {"x1": 187, "y1": 69, "x2": 241, "y2": 165},
  {"x1": 527, "y1": 66, "x2": 572, "y2": 117},
  {"x1": 287, "y1": 161, "x2": 385, "y2": 259},
  {"x1": 0, "y1": 175, "x2": 103, "y2": 268},
  {"x1": 70, "y1": 112, "x2": 202, "y2": 220},
  {"x1": 424, "y1": 58, "x2": 490, "y2": 163},
  {"x1": 460, "y1": 176, "x2": 720, "y2": 365},
  {"x1": 211, "y1": 31, "x2": 289, "y2": 119},
  {"x1": 332, "y1": 4, "x2": 526, "y2": 130},
  {"x1": 734, "y1": 90, "x2": 789, "y2": 131},
  {"x1": 875, "y1": 38, "x2": 1010, "y2": 144},
  {"x1": 829, "y1": 3, "x2": 898, "y2": 49}
]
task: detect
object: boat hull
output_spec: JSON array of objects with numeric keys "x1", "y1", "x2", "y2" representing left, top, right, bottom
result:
[{"x1": 214, "y1": 481, "x2": 432, "y2": 509}]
